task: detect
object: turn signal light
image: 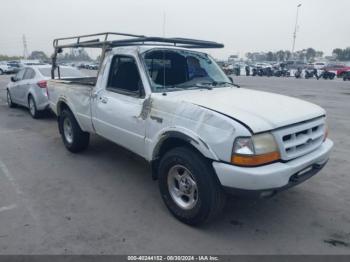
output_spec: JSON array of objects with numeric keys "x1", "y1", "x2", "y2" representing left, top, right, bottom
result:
[{"x1": 231, "y1": 151, "x2": 280, "y2": 167}]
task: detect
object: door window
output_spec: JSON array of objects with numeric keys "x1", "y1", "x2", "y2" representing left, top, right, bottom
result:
[
  {"x1": 107, "y1": 56, "x2": 144, "y2": 96},
  {"x1": 23, "y1": 68, "x2": 36, "y2": 80},
  {"x1": 15, "y1": 69, "x2": 26, "y2": 81}
]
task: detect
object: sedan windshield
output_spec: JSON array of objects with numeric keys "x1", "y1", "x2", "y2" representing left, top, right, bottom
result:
[{"x1": 142, "y1": 49, "x2": 232, "y2": 92}]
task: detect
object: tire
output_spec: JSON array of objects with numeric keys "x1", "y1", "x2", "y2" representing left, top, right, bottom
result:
[
  {"x1": 58, "y1": 109, "x2": 89, "y2": 153},
  {"x1": 28, "y1": 95, "x2": 40, "y2": 119},
  {"x1": 6, "y1": 89, "x2": 16, "y2": 108},
  {"x1": 158, "y1": 146, "x2": 226, "y2": 225},
  {"x1": 0, "y1": 69, "x2": 3, "y2": 75}
]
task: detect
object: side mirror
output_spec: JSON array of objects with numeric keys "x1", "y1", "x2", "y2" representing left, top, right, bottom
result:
[{"x1": 11, "y1": 76, "x2": 16, "y2": 82}]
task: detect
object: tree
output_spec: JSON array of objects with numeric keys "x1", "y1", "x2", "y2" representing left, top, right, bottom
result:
[
  {"x1": 315, "y1": 51, "x2": 323, "y2": 58},
  {"x1": 0, "y1": 54, "x2": 23, "y2": 61},
  {"x1": 276, "y1": 50, "x2": 285, "y2": 61},
  {"x1": 285, "y1": 51, "x2": 292, "y2": 61},
  {"x1": 57, "y1": 48, "x2": 92, "y2": 62},
  {"x1": 332, "y1": 47, "x2": 350, "y2": 61},
  {"x1": 305, "y1": 48, "x2": 316, "y2": 61},
  {"x1": 332, "y1": 48, "x2": 343, "y2": 59},
  {"x1": 266, "y1": 52, "x2": 274, "y2": 61},
  {"x1": 28, "y1": 51, "x2": 49, "y2": 61}
]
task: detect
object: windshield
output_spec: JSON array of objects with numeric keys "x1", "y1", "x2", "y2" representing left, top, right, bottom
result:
[
  {"x1": 142, "y1": 49, "x2": 232, "y2": 92},
  {"x1": 39, "y1": 67, "x2": 87, "y2": 78}
]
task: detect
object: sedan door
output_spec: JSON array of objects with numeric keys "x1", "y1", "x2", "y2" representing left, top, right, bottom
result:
[
  {"x1": 16, "y1": 68, "x2": 36, "y2": 105},
  {"x1": 91, "y1": 55, "x2": 147, "y2": 157},
  {"x1": 10, "y1": 69, "x2": 26, "y2": 105}
]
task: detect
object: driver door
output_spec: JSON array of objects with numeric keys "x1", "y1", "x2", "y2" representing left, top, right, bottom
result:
[{"x1": 91, "y1": 55, "x2": 147, "y2": 157}]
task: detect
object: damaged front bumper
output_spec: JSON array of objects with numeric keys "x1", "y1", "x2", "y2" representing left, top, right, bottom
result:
[{"x1": 212, "y1": 139, "x2": 333, "y2": 197}]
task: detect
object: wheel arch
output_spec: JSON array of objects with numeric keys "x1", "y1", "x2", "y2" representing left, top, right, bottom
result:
[
  {"x1": 56, "y1": 99, "x2": 71, "y2": 116},
  {"x1": 150, "y1": 130, "x2": 219, "y2": 180},
  {"x1": 27, "y1": 92, "x2": 34, "y2": 102},
  {"x1": 56, "y1": 99, "x2": 83, "y2": 134}
]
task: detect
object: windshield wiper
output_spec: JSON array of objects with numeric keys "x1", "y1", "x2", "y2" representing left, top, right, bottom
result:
[
  {"x1": 211, "y1": 81, "x2": 240, "y2": 88},
  {"x1": 176, "y1": 83, "x2": 213, "y2": 90}
]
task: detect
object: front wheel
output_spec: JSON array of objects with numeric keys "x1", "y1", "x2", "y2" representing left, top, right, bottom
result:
[
  {"x1": 158, "y1": 147, "x2": 226, "y2": 225},
  {"x1": 58, "y1": 109, "x2": 90, "y2": 153},
  {"x1": 6, "y1": 90, "x2": 16, "y2": 108}
]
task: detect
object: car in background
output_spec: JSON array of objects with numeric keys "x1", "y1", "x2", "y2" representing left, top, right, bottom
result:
[
  {"x1": 0, "y1": 62, "x2": 17, "y2": 75},
  {"x1": 343, "y1": 71, "x2": 350, "y2": 81},
  {"x1": 7, "y1": 61, "x2": 22, "y2": 73},
  {"x1": 253, "y1": 62, "x2": 272, "y2": 69},
  {"x1": 311, "y1": 62, "x2": 327, "y2": 70},
  {"x1": 87, "y1": 63, "x2": 99, "y2": 70},
  {"x1": 284, "y1": 60, "x2": 307, "y2": 70},
  {"x1": 322, "y1": 64, "x2": 350, "y2": 77},
  {"x1": 6, "y1": 65, "x2": 87, "y2": 118}
]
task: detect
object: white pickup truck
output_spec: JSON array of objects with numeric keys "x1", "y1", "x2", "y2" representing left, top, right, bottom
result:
[{"x1": 48, "y1": 33, "x2": 333, "y2": 225}]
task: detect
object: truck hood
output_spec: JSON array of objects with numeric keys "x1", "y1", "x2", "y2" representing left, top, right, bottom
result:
[{"x1": 163, "y1": 88, "x2": 325, "y2": 133}]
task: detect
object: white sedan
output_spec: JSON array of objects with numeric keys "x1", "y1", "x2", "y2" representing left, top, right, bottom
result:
[{"x1": 6, "y1": 65, "x2": 87, "y2": 118}]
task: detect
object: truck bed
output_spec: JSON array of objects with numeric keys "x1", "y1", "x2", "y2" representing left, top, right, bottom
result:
[
  {"x1": 48, "y1": 78, "x2": 95, "y2": 133},
  {"x1": 50, "y1": 77, "x2": 97, "y2": 86}
]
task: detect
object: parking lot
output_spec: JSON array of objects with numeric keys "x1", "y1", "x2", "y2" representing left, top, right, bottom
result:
[{"x1": 0, "y1": 74, "x2": 349, "y2": 254}]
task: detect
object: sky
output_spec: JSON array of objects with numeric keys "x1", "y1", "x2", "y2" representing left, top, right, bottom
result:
[{"x1": 0, "y1": 0, "x2": 349, "y2": 59}]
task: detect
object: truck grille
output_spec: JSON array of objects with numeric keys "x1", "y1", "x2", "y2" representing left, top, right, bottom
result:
[{"x1": 273, "y1": 117, "x2": 325, "y2": 161}]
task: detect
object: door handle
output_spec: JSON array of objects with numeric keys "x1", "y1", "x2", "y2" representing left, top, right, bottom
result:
[{"x1": 100, "y1": 97, "x2": 108, "y2": 104}]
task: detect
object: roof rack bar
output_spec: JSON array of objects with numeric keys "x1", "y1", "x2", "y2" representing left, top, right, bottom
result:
[
  {"x1": 51, "y1": 32, "x2": 224, "y2": 79},
  {"x1": 53, "y1": 32, "x2": 224, "y2": 49},
  {"x1": 53, "y1": 32, "x2": 146, "y2": 48}
]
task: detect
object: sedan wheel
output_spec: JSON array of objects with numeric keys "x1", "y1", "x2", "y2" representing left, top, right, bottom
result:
[
  {"x1": 6, "y1": 90, "x2": 16, "y2": 108},
  {"x1": 28, "y1": 96, "x2": 39, "y2": 118}
]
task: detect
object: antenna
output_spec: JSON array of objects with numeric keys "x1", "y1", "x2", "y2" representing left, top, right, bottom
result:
[
  {"x1": 162, "y1": 12, "x2": 166, "y2": 37},
  {"x1": 22, "y1": 34, "x2": 29, "y2": 59},
  {"x1": 162, "y1": 13, "x2": 167, "y2": 91}
]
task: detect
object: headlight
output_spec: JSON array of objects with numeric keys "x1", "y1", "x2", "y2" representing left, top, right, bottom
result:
[{"x1": 231, "y1": 133, "x2": 280, "y2": 166}]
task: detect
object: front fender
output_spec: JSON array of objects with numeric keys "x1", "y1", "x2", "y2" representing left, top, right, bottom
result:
[{"x1": 149, "y1": 127, "x2": 220, "y2": 161}]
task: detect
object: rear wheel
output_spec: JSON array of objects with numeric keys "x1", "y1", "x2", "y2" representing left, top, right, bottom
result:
[
  {"x1": 6, "y1": 90, "x2": 16, "y2": 108},
  {"x1": 59, "y1": 109, "x2": 90, "y2": 153},
  {"x1": 28, "y1": 95, "x2": 40, "y2": 119},
  {"x1": 158, "y1": 147, "x2": 226, "y2": 225}
]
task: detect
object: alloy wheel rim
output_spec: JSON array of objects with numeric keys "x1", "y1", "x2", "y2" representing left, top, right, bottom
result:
[
  {"x1": 29, "y1": 98, "x2": 35, "y2": 116},
  {"x1": 63, "y1": 117, "x2": 73, "y2": 144},
  {"x1": 167, "y1": 164, "x2": 198, "y2": 210}
]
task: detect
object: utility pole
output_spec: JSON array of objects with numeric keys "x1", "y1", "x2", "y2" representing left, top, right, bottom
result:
[
  {"x1": 22, "y1": 34, "x2": 29, "y2": 59},
  {"x1": 291, "y1": 4, "x2": 302, "y2": 58}
]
